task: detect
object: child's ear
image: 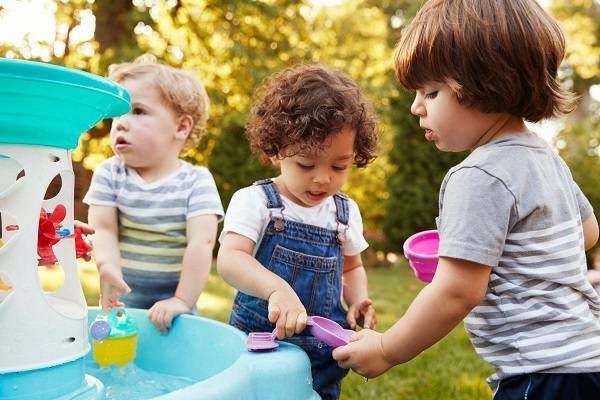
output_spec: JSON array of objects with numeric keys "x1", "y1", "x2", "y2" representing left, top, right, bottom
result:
[{"x1": 174, "y1": 114, "x2": 194, "y2": 141}]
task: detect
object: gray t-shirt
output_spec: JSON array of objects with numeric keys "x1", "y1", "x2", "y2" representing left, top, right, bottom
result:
[{"x1": 437, "y1": 132, "x2": 600, "y2": 389}]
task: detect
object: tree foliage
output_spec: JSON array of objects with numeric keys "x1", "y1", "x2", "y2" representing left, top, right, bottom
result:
[
  {"x1": 1, "y1": 0, "x2": 598, "y2": 254},
  {"x1": 551, "y1": 0, "x2": 600, "y2": 258},
  {"x1": 382, "y1": 87, "x2": 466, "y2": 250}
]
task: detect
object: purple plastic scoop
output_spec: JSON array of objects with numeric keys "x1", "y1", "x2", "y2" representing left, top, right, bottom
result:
[
  {"x1": 306, "y1": 316, "x2": 354, "y2": 348},
  {"x1": 247, "y1": 330, "x2": 278, "y2": 352},
  {"x1": 246, "y1": 316, "x2": 355, "y2": 352}
]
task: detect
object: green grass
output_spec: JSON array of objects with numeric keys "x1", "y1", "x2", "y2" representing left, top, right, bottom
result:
[{"x1": 40, "y1": 260, "x2": 493, "y2": 399}]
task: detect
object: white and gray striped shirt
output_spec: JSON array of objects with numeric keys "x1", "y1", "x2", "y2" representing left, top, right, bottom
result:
[
  {"x1": 437, "y1": 132, "x2": 600, "y2": 389},
  {"x1": 83, "y1": 156, "x2": 224, "y2": 273}
]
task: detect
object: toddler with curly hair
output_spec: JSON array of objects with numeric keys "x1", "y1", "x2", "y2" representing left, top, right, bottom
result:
[{"x1": 217, "y1": 64, "x2": 379, "y2": 399}]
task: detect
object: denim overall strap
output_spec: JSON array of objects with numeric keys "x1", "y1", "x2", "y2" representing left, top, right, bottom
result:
[
  {"x1": 254, "y1": 179, "x2": 283, "y2": 209},
  {"x1": 333, "y1": 192, "x2": 350, "y2": 245},
  {"x1": 333, "y1": 192, "x2": 349, "y2": 225}
]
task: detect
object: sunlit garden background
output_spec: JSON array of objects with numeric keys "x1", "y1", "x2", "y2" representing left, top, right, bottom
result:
[{"x1": 3, "y1": 0, "x2": 599, "y2": 398}]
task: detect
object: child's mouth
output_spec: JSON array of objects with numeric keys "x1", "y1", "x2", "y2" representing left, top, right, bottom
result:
[
  {"x1": 307, "y1": 191, "x2": 327, "y2": 201},
  {"x1": 114, "y1": 136, "x2": 131, "y2": 150},
  {"x1": 424, "y1": 129, "x2": 434, "y2": 141}
]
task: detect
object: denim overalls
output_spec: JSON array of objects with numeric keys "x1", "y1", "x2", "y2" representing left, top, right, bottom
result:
[{"x1": 229, "y1": 179, "x2": 350, "y2": 400}]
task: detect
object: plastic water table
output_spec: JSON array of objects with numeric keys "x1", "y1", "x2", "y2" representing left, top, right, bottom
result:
[{"x1": 0, "y1": 58, "x2": 319, "y2": 400}]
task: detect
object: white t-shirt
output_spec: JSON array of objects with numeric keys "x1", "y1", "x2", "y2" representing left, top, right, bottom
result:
[{"x1": 220, "y1": 184, "x2": 369, "y2": 256}]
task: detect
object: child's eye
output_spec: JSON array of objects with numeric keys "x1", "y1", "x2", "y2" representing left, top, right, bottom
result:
[
  {"x1": 132, "y1": 107, "x2": 145, "y2": 115},
  {"x1": 332, "y1": 165, "x2": 349, "y2": 171},
  {"x1": 425, "y1": 91, "x2": 438, "y2": 99},
  {"x1": 297, "y1": 163, "x2": 314, "y2": 170}
]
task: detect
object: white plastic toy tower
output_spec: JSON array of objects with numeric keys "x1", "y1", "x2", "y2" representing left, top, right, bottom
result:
[{"x1": 0, "y1": 58, "x2": 129, "y2": 399}]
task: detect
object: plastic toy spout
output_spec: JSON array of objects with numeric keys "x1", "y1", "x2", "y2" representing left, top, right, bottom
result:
[{"x1": 91, "y1": 308, "x2": 139, "y2": 368}]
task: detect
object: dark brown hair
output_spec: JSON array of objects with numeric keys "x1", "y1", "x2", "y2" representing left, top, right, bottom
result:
[
  {"x1": 394, "y1": 0, "x2": 577, "y2": 122},
  {"x1": 246, "y1": 64, "x2": 379, "y2": 167}
]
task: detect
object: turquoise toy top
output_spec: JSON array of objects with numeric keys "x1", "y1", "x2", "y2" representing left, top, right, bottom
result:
[
  {"x1": 0, "y1": 58, "x2": 130, "y2": 149},
  {"x1": 90, "y1": 308, "x2": 138, "y2": 340}
]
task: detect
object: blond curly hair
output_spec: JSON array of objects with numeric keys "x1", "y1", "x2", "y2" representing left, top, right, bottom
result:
[{"x1": 108, "y1": 54, "x2": 210, "y2": 153}]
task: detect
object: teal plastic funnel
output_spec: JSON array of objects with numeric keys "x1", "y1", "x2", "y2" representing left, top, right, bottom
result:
[{"x1": 0, "y1": 58, "x2": 130, "y2": 149}]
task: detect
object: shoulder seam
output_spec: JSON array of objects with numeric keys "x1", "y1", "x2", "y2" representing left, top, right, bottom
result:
[{"x1": 449, "y1": 166, "x2": 520, "y2": 219}]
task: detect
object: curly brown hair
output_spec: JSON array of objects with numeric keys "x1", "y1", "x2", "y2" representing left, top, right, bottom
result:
[{"x1": 246, "y1": 64, "x2": 379, "y2": 168}]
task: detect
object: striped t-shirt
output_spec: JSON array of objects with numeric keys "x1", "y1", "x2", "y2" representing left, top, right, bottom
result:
[
  {"x1": 83, "y1": 156, "x2": 224, "y2": 273},
  {"x1": 437, "y1": 132, "x2": 600, "y2": 389}
]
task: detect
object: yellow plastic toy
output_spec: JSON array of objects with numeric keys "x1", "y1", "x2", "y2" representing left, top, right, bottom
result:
[{"x1": 90, "y1": 307, "x2": 138, "y2": 368}]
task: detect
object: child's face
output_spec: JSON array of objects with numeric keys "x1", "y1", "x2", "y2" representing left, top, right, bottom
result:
[
  {"x1": 275, "y1": 126, "x2": 355, "y2": 207},
  {"x1": 410, "y1": 83, "x2": 507, "y2": 152},
  {"x1": 110, "y1": 77, "x2": 187, "y2": 170}
]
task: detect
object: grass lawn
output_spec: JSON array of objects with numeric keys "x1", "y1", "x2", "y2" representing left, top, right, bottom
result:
[{"x1": 40, "y1": 260, "x2": 493, "y2": 400}]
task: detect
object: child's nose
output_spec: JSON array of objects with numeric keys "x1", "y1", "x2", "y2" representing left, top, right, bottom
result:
[
  {"x1": 313, "y1": 170, "x2": 331, "y2": 184},
  {"x1": 112, "y1": 115, "x2": 129, "y2": 131},
  {"x1": 410, "y1": 97, "x2": 425, "y2": 117}
]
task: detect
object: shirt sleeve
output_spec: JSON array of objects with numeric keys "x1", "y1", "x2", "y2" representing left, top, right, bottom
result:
[
  {"x1": 219, "y1": 186, "x2": 269, "y2": 244},
  {"x1": 572, "y1": 179, "x2": 594, "y2": 222},
  {"x1": 187, "y1": 167, "x2": 224, "y2": 221},
  {"x1": 343, "y1": 198, "x2": 369, "y2": 256},
  {"x1": 438, "y1": 167, "x2": 516, "y2": 267},
  {"x1": 82, "y1": 159, "x2": 117, "y2": 207}
]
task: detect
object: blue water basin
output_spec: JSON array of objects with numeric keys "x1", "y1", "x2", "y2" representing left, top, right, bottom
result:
[{"x1": 86, "y1": 308, "x2": 320, "y2": 399}]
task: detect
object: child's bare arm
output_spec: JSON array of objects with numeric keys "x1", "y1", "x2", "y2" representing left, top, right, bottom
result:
[
  {"x1": 88, "y1": 205, "x2": 130, "y2": 310},
  {"x1": 381, "y1": 257, "x2": 490, "y2": 362},
  {"x1": 342, "y1": 254, "x2": 376, "y2": 329},
  {"x1": 333, "y1": 256, "x2": 490, "y2": 378},
  {"x1": 582, "y1": 214, "x2": 599, "y2": 251},
  {"x1": 217, "y1": 232, "x2": 307, "y2": 338},
  {"x1": 148, "y1": 214, "x2": 218, "y2": 333},
  {"x1": 176, "y1": 215, "x2": 218, "y2": 307}
]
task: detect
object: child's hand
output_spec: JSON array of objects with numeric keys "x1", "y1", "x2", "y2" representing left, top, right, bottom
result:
[
  {"x1": 74, "y1": 220, "x2": 94, "y2": 261},
  {"x1": 268, "y1": 287, "x2": 308, "y2": 339},
  {"x1": 346, "y1": 298, "x2": 377, "y2": 330},
  {"x1": 98, "y1": 264, "x2": 131, "y2": 311},
  {"x1": 74, "y1": 220, "x2": 94, "y2": 236},
  {"x1": 332, "y1": 329, "x2": 394, "y2": 378},
  {"x1": 148, "y1": 296, "x2": 192, "y2": 334}
]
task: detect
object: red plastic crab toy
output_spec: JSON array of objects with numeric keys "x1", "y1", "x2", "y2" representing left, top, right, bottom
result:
[
  {"x1": 37, "y1": 204, "x2": 88, "y2": 265},
  {"x1": 37, "y1": 205, "x2": 66, "y2": 265}
]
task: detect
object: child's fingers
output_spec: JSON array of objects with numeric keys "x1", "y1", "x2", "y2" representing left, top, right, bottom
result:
[
  {"x1": 268, "y1": 304, "x2": 281, "y2": 324},
  {"x1": 359, "y1": 299, "x2": 373, "y2": 312},
  {"x1": 275, "y1": 314, "x2": 287, "y2": 339},
  {"x1": 149, "y1": 306, "x2": 167, "y2": 334},
  {"x1": 361, "y1": 307, "x2": 375, "y2": 329},
  {"x1": 285, "y1": 310, "x2": 298, "y2": 337},
  {"x1": 332, "y1": 344, "x2": 350, "y2": 364},
  {"x1": 364, "y1": 311, "x2": 377, "y2": 330},
  {"x1": 295, "y1": 312, "x2": 307, "y2": 334},
  {"x1": 346, "y1": 309, "x2": 357, "y2": 330},
  {"x1": 117, "y1": 280, "x2": 132, "y2": 295},
  {"x1": 165, "y1": 313, "x2": 174, "y2": 330},
  {"x1": 100, "y1": 295, "x2": 111, "y2": 311}
]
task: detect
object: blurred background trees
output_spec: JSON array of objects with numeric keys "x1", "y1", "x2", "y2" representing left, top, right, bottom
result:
[{"x1": 1, "y1": 0, "x2": 598, "y2": 259}]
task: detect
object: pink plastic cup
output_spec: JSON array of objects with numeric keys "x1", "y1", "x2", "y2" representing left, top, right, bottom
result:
[{"x1": 403, "y1": 230, "x2": 439, "y2": 283}]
